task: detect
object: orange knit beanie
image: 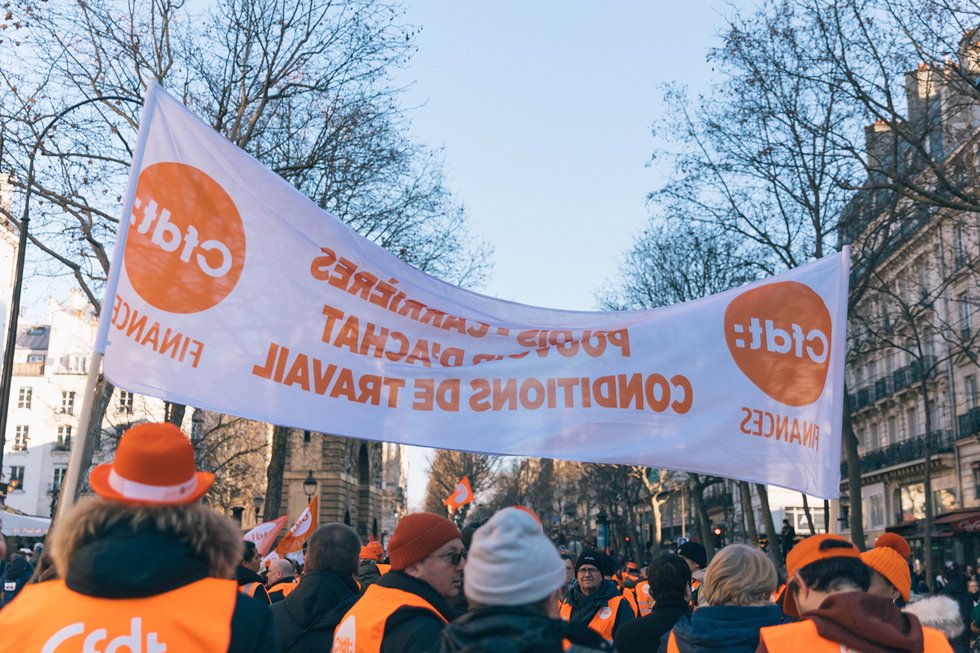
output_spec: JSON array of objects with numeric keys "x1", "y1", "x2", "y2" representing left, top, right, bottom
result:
[
  {"x1": 388, "y1": 513, "x2": 461, "y2": 571},
  {"x1": 861, "y1": 533, "x2": 911, "y2": 601}
]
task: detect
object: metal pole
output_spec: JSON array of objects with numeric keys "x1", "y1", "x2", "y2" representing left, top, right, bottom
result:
[{"x1": 0, "y1": 95, "x2": 139, "y2": 496}]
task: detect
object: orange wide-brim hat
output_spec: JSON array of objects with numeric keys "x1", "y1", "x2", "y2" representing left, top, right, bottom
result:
[{"x1": 89, "y1": 422, "x2": 213, "y2": 505}]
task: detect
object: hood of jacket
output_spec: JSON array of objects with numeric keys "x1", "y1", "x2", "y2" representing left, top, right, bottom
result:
[
  {"x1": 671, "y1": 604, "x2": 784, "y2": 652},
  {"x1": 67, "y1": 520, "x2": 211, "y2": 598},
  {"x1": 903, "y1": 595, "x2": 965, "y2": 639},
  {"x1": 806, "y1": 591, "x2": 925, "y2": 653}
]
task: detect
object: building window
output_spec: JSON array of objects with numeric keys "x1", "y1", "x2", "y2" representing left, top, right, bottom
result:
[
  {"x1": 118, "y1": 391, "x2": 134, "y2": 414},
  {"x1": 967, "y1": 376, "x2": 978, "y2": 410},
  {"x1": 9, "y1": 465, "x2": 24, "y2": 491},
  {"x1": 56, "y1": 426, "x2": 72, "y2": 450},
  {"x1": 868, "y1": 494, "x2": 885, "y2": 529},
  {"x1": 13, "y1": 425, "x2": 29, "y2": 451},
  {"x1": 906, "y1": 406, "x2": 919, "y2": 438},
  {"x1": 26, "y1": 353, "x2": 44, "y2": 363},
  {"x1": 961, "y1": 295, "x2": 972, "y2": 341},
  {"x1": 16, "y1": 387, "x2": 32, "y2": 409},
  {"x1": 68, "y1": 354, "x2": 87, "y2": 373},
  {"x1": 954, "y1": 223, "x2": 966, "y2": 268},
  {"x1": 888, "y1": 416, "x2": 898, "y2": 445},
  {"x1": 973, "y1": 462, "x2": 980, "y2": 500},
  {"x1": 60, "y1": 391, "x2": 76, "y2": 415},
  {"x1": 303, "y1": 430, "x2": 312, "y2": 443},
  {"x1": 52, "y1": 466, "x2": 67, "y2": 492}
]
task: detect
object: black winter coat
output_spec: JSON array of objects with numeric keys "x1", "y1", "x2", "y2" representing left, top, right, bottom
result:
[
  {"x1": 438, "y1": 604, "x2": 612, "y2": 653},
  {"x1": 271, "y1": 568, "x2": 360, "y2": 653}
]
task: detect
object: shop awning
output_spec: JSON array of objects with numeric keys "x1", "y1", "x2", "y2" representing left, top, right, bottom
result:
[
  {"x1": 934, "y1": 509, "x2": 980, "y2": 533},
  {"x1": 0, "y1": 511, "x2": 50, "y2": 536}
]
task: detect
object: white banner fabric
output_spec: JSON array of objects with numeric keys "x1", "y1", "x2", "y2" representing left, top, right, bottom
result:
[{"x1": 98, "y1": 83, "x2": 849, "y2": 498}]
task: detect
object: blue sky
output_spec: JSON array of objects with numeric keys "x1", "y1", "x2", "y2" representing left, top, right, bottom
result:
[{"x1": 395, "y1": 2, "x2": 735, "y2": 508}]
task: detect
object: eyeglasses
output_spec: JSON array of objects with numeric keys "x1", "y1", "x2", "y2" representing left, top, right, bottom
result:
[
  {"x1": 430, "y1": 550, "x2": 467, "y2": 566},
  {"x1": 577, "y1": 567, "x2": 600, "y2": 576}
]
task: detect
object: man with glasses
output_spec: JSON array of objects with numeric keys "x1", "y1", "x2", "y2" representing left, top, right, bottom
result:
[
  {"x1": 560, "y1": 549, "x2": 635, "y2": 641},
  {"x1": 332, "y1": 513, "x2": 464, "y2": 653}
]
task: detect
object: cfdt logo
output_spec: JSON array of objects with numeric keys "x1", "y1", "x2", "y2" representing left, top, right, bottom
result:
[
  {"x1": 724, "y1": 281, "x2": 832, "y2": 407},
  {"x1": 124, "y1": 163, "x2": 246, "y2": 314}
]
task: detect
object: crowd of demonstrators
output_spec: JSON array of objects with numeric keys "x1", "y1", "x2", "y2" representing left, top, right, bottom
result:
[{"x1": 0, "y1": 419, "x2": 976, "y2": 653}]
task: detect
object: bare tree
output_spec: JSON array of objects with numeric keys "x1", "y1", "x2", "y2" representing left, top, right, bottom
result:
[{"x1": 0, "y1": 0, "x2": 491, "y2": 498}]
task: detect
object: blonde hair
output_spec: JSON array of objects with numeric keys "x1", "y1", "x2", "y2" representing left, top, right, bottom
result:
[
  {"x1": 702, "y1": 543, "x2": 777, "y2": 606},
  {"x1": 51, "y1": 497, "x2": 242, "y2": 580}
]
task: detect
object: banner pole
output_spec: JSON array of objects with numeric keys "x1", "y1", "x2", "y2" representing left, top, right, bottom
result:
[{"x1": 56, "y1": 351, "x2": 103, "y2": 520}]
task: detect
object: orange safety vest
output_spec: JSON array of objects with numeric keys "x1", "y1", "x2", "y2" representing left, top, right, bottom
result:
[
  {"x1": 634, "y1": 580, "x2": 652, "y2": 616},
  {"x1": 758, "y1": 619, "x2": 954, "y2": 653},
  {"x1": 239, "y1": 581, "x2": 270, "y2": 604},
  {"x1": 621, "y1": 587, "x2": 639, "y2": 616},
  {"x1": 0, "y1": 577, "x2": 237, "y2": 653},
  {"x1": 332, "y1": 583, "x2": 449, "y2": 653},
  {"x1": 558, "y1": 595, "x2": 627, "y2": 641},
  {"x1": 268, "y1": 578, "x2": 299, "y2": 602},
  {"x1": 376, "y1": 563, "x2": 391, "y2": 575}
]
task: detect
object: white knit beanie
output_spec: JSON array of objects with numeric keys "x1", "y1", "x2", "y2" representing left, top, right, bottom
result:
[{"x1": 464, "y1": 507, "x2": 567, "y2": 607}]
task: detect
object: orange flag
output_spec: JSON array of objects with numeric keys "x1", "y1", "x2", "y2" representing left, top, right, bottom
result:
[
  {"x1": 444, "y1": 476, "x2": 474, "y2": 511},
  {"x1": 276, "y1": 496, "x2": 318, "y2": 556}
]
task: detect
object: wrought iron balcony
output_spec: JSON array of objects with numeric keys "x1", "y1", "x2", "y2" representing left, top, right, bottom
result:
[
  {"x1": 841, "y1": 430, "x2": 954, "y2": 477},
  {"x1": 959, "y1": 408, "x2": 980, "y2": 438}
]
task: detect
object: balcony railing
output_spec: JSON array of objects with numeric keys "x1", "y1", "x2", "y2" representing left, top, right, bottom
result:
[
  {"x1": 13, "y1": 362, "x2": 44, "y2": 376},
  {"x1": 959, "y1": 408, "x2": 980, "y2": 438},
  {"x1": 841, "y1": 430, "x2": 954, "y2": 477}
]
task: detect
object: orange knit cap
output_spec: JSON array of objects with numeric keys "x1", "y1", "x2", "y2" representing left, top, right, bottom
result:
[
  {"x1": 388, "y1": 513, "x2": 461, "y2": 570},
  {"x1": 861, "y1": 533, "x2": 911, "y2": 601}
]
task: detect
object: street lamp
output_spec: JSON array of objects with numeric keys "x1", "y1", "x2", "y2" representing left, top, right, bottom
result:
[
  {"x1": 303, "y1": 470, "x2": 317, "y2": 500},
  {"x1": 252, "y1": 494, "x2": 264, "y2": 523}
]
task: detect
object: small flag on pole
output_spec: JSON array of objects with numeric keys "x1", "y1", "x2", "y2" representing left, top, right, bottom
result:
[
  {"x1": 276, "y1": 496, "x2": 318, "y2": 559},
  {"x1": 243, "y1": 516, "x2": 288, "y2": 557},
  {"x1": 444, "y1": 476, "x2": 474, "y2": 511}
]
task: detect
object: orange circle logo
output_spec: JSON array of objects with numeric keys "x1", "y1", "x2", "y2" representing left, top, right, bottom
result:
[
  {"x1": 724, "y1": 281, "x2": 832, "y2": 406},
  {"x1": 124, "y1": 163, "x2": 245, "y2": 314}
]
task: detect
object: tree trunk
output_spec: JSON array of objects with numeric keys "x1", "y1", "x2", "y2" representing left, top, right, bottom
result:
[
  {"x1": 651, "y1": 498, "x2": 664, "y2": 555},
  {"x1": 801, "y1": 494, "x2": 817, "y2": 535},
  {"x1": 73, "y1": 376, "x2": 114, "y2": 500},
  {"x1": 756, "y1": 484, "x2": 782, "y2": 572},
  {"x1": 264, "y1": 425, "x2": 289, "y2": 519},
  {"x1": 689, "y1": 474, "x2": 715, "y2": 558},
  {"x1": 739, "y1": 481, "x2": 759, "y2": 543},
  {"x1": 842, "y1": 394, "x2": 866, "y2": 549}
]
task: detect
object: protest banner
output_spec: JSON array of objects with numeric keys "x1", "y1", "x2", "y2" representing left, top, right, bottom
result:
[{"x1": 91, "y1": 82, "x2": 849, "y2": 499}]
